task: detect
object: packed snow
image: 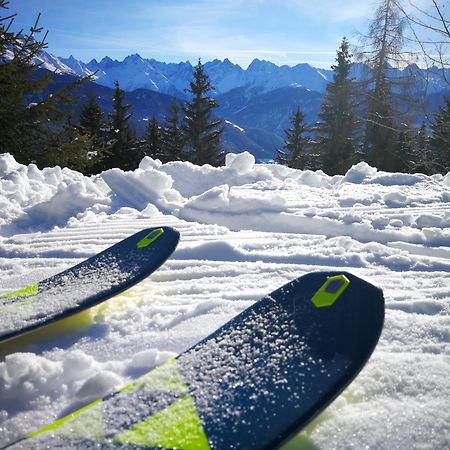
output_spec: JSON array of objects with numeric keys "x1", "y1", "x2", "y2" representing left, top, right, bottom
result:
[{"x1": 0, "y1": 152, "x2": 449, "y2": 449}]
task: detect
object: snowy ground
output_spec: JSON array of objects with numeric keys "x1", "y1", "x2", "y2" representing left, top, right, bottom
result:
[{"x1": 0, "y1": 152, "x2": 449, "y2": 449}]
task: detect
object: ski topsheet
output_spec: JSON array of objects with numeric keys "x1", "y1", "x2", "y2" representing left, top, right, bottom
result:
[
  {"x1": 0, "y1": 226, "x2": 180, "y2": 343},
  {"x1": 5, "y1": 271, "x2": 384, "y2": 450}
]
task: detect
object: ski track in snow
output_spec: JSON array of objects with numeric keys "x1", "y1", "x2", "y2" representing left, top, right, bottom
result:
[{"x1": 0, "y1": 152, "x2": 449, "y2": 449}]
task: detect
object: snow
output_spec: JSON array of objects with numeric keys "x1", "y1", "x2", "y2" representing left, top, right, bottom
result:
[
  {"x1": 224, "y1": 120, "x2": 246, "y2": 133},
  {"x1": 0, "y1": 152, "x2": 449, "y2": 449}
]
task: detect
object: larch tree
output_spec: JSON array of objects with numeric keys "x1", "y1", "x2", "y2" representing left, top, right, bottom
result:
[{"x1": 358, "y1": 0, "x2": 413, "y2": 171}]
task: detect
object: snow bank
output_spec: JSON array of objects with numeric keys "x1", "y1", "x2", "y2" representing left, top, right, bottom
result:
[
  {"x1": 101, "y1": 166, "x2": 183, "y2": 213},
  {"x1": 1, "y1": 152, "x2": 449, "y2": 246},
  {"x1": 0, "y1": 158, "x2": 110, "y2": 234}
]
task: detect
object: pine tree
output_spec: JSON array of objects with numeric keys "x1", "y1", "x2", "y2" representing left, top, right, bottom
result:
[
  {"x1": 411, "y1": 123, "x2": 435, "y2": 175},
  {"x1": 79, "y1": 92, "x2": 108, "y2": 166},
  {"x1": 183, "y1": 59, "x2": 224, "y2": 166},
  {"x1": 277, "y1": 106, "x2": 310, "y2": 169},
  {"x1": 144, "y1": 116, "x2": 164, "y2": 159},
  {"x1": 38, "y1": 116, "x2": 94, "y2": 173},
  {"x1": 102, "y1": 80, "x2": 137, "y2": 170},
  {"x1": 315, "y1": 37, "x2": 359, "y2": 175},
  {"x1": 161, "y1": 101, "x2": 185, "y2": 162},
  {"x1": 0, "y1": 2, "x2": 55, "y2": 162},
  {"x1": 0, "y1": 1, "x2": 91, "y2": 167},
  {"x1": 393, "y1": 124, "x2": 415, "y2": 172},
  {"x1": 80, "y1": 92, "x2": 103, "y2": 136},
  {"x1": 429, "y1": 97, "x2": 450, "y2": 174}
]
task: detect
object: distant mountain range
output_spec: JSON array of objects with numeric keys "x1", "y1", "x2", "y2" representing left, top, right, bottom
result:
[
  {"x1": 32, "y1": 51, "x2": 450, "y2": 161},
  {"x1": 39, "y1": 51, "x2": 449, "y2": 97}
]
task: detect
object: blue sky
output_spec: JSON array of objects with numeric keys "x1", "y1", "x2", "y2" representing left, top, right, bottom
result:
[{"x1": 6, "y1": 0, "x2": 413, "y2": 68}]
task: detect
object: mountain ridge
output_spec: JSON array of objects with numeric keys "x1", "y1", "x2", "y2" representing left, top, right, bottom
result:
[{"x1": 38, "y1": 51, "x2": 448, "y2": 99}]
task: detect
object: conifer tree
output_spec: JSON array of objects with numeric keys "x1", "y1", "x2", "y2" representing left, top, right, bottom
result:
[
  {"x1": 80, "y1": 93, "x2": 104, "y2": 137},
  {"x1": 38, "y1": 116, "x2": 94, "y2": 173},
  {"x1": 102, "y1": 80, "x2": 136, "y2": 170},
  {"x1": 277, "y1": 106, "x2": 310, "y2": 169},
  {"x1": 0, "y1": 2, "x2": 58, "y2": 162},
  {"x1": 144, "y1": 116, "x2": 164, "y2": 160},
  {"x1": 161, "y1": 101, "x2": 185, "y2": 162},
  {"x1": 0, "y1": 1, "x2": 91, "y2": 167},
  {"x1": 79, "y1": 92, "x2": 107, "y2": 163},
  {"x1": 393, "y1": 123, "x2": 415, "y2": 172},
  {"x1": 183, "y1": 59, "x2": 224, "y2": 166},
  {"x1": 429, "y1": 97, "x2": 450, "y2": 174},
  {"x1": 411, "y1": 123, "x2": 435, "y2": 175},
  {"x1": 315, "y1": 37, "x2": 359, "y2": 175}
]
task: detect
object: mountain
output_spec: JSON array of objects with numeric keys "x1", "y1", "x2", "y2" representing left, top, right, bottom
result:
[
  {"x1": 26, "y1": 51, "x2": 450, "y2": 161},
  {"x1": 35, "y1": 50, "x2": 450, "y2": 99},
  {"x1": 40, "y1": 52, "x2": 334, "y2": 95},
  {"x1": 217, "y1": 85, "x2": 323, "y2": 135}
]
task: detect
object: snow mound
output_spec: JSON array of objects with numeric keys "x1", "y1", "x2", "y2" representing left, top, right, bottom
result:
[
  {"x1": 101, "y1": 166, "x2": 183, "y2": 213},
  {"x1": 183, "y1": 184, "x2": 286, "y2": 213},
  {"x1": 225, "y1": 151, "x2": 255, "y2": 174},
  {"x1": 0, "y1": 153, "x2": 20, "y2": 177},
  {"x1": 341, "y1": 162, "x2": 378, "y2": 184}
]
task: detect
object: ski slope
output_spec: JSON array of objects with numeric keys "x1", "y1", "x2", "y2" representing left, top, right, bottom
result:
[{"x1": 0, "y1": 152, "x2": 449, "y2": 449}]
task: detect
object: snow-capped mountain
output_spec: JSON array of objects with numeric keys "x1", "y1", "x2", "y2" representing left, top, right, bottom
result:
[
  {"x1": 31, "y1": 49, "x2": 450, "y2": 100},
  {"x1": 3, "y1": 46, "x2": 78, "y2": 76},
  {"x1": 59, "y1": 55, "x2": 93, "y2": 78},
  {"x1": 34, "y1": 50, "x2": 334, "y2": 95},
  {"x1": 34, "y1": 49, "x2": 450, "y2": 100}
]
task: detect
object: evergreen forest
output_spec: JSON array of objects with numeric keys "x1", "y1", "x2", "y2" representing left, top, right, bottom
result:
[{"x1": 0, "y1": 0, "x2": 448, "y2": 175}]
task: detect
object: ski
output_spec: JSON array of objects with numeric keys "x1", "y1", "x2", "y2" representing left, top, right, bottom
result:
[
  {"x1": 4, "y1": 271, "x2": 384, "y2": 450},
  {"x1": 0, "y1": 226, "x2": 180, "y2": 344}
]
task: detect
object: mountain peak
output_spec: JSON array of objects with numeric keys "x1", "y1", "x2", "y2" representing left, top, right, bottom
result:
[
  {"x1": 100, "y1": 56, "x2": 114, "y2": 64},
  {"x1": 223, "y1": 58, "x2": 236, "y2": 67},
  {"x1": 125, "y1": 53, "x2": 143, "y2": 62},
  {"x1": 247, "y1": 58, "x2": 277, "y2": 72}
]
